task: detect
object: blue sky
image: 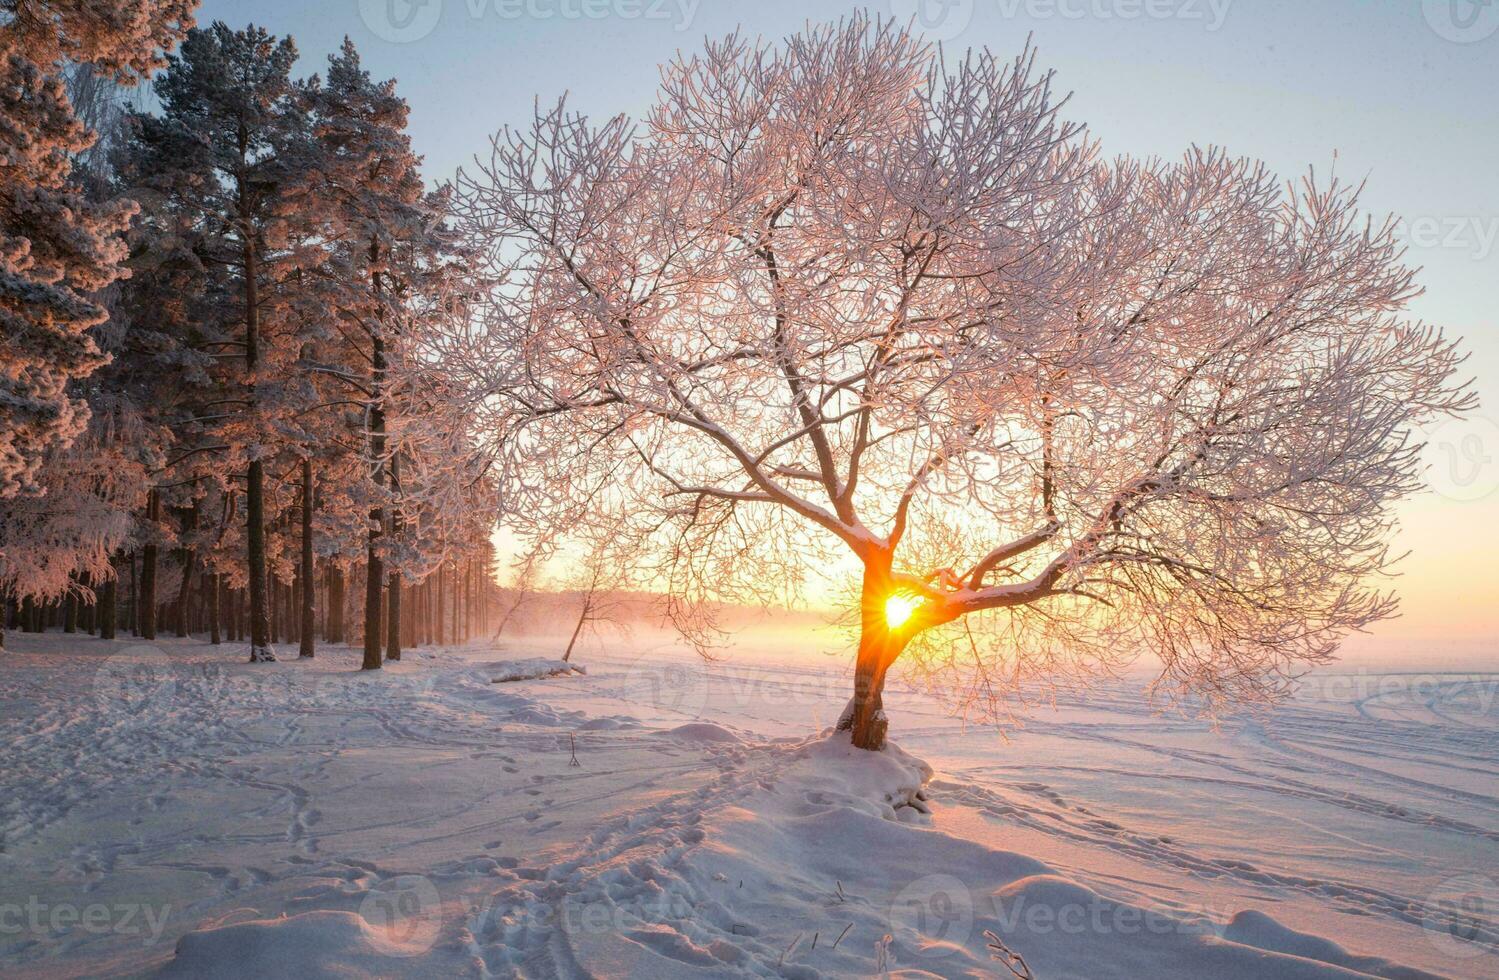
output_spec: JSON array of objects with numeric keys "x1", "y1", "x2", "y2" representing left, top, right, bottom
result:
[{"x1": 197, "y1": 0, "x2": 1497, "y2": 651}]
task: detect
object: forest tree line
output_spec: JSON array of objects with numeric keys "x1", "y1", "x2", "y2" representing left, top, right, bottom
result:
[{"x1": 1, "y1": 3, "x2": 501, "y2": 666}]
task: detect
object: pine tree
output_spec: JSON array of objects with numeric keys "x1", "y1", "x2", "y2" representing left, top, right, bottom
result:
[
  {"x1": 293, "y1": 39, "x2": 440, "y2": 670},
  {"x1": 0, "y1": 1, "x2": 194, "y2": 649},
  {"x1": 0, "y1": 0, "x2": 193, "y2": 499},
  {"x1": 128, "y1": 22, "x2": 302, "y2": 662}
]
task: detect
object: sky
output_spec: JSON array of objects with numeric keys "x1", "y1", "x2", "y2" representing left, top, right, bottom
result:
[{"x1": 198, "y1": 0, "x2": 1498, "y2": 657}]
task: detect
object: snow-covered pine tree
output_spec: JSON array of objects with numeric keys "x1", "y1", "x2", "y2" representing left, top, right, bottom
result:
[
  {"x1": 0, "y1": 0, "x2": 195, "y2": 649},
  {"x1": 0, "y1": 0, "x2": 194, "y2": 500},
  {"x1": 292, "y1": 38, "x2": 444, "y2": 670},
  {"x1": 127, "y1": 22, "x2": 304, "y2": 662}
]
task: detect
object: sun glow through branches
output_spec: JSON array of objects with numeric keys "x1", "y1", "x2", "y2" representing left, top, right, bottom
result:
[{"x1": 884, "y1": 593, "x2": 922, "y2": 630}]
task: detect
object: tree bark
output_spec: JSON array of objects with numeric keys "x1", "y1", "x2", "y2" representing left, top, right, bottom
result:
[
  {"x1": 300, "y1": 457, "x2": 316, "y2": 658},
  {"x1": 386, "y1": 455, "x2": 401, "y2": 661},
  {"x1": 328, "y1": 565, "x2": 344, "y2": 644},
  {"x1": 208, "y1": 573, "x2": 221, "y2": 645},
  {"x1": 140, "y1": 490, "x2": 160, "y2": 641},
  {"x1": 362, "y1": 247, "x2": 388, "y2": 671},
  {"x1": 99, "y1": 566, "x2": 117, "y2": 640},
  {"x1": 563, "y1": 593, "x2": 591, "y2": 662},
  {"x1": 244, "y1": 227, "x2": 275, "y2": 663},
  {"x1": 435, "y1": 564, "x2": 446, "y2": 646},
  {"x1": 836, "y1": 564, "x2": 910, "y2": 752},
  {"x1": 174, "y1": 503, "x2": 198, "y2": 637}
]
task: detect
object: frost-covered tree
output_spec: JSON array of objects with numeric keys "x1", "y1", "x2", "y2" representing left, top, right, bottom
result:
[
  {"x1": 0, "y1": 0, "x2": 193, "y2": 498},
  {"x1": 293, "y1": 38, "x2": 451, "y2": 670},
  {"x1": 127, "y1": 22, "x2": 302, "y2": 662},
  {"x1": 448, "y1": 19, "x2": 1475, "y2": 750}
]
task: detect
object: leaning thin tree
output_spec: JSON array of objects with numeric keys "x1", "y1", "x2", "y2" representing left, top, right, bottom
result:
[{"x1": 447, "y1": 19, "x2": 1473, "y2": 750}]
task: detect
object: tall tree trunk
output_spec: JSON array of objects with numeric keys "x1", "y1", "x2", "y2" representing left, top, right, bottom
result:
[
  {"x1": 79, "y1": 572, "x2": 94, "y2": 635},
  {"x1": 63, "y1": 587, "x2": 77, "y2": 634},
  {"x1": 300, "y1": 457, "x2": 315, "y2": 658},
  {"x1": 385, "y1": 454, "x2": 402, "y2": 661},
  {"x1": 140, "y1": 490, "x2": 160, "y2": 641},
  {"x1": 462, "y1": 559, "x2": 472, "y2": 644},
  {"x1": 127, "y1": 551, "x2": 138, "y2": 635},
  {"x1": 362, "y1": 249, "x2": 387, "y2": 671},
  {"x1": 100, "y1": 566, "x2": 117, "y2": 640},
  {"x1": 435, "y1": 565, "x2": 446, "y2": 646},
  {"x1": 229, "y1": 588, "x2": 241, "y2": 643},
  {"x1": 269, "y1": 575, "x2": 280, "y2": 644},
  {"x1": 328, "y1": 565, "x2": 344, "y2": 644},
  {"x1": 208, "y1": 573, "x2": 221, "y2": 645},
  {"x1": 174, "y1": 503, "x2": 198, "y2": 637},
  {"x1": 244, "y1": 227, "x2": 275, "y2": 663}
]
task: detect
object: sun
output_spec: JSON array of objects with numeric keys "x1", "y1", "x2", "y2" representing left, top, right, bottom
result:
[{"x1": 884, "y1": 593, "x2": 922, "y2": 630}]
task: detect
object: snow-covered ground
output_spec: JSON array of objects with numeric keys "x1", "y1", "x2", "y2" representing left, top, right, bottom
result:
[{"x1": 1, "y1": 629, "x2": 1495, "y2": 978}]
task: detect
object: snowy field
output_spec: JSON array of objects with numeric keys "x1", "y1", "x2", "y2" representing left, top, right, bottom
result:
[{"x1": 1, "y1": 630, "x2": 1495, "y2": 979}]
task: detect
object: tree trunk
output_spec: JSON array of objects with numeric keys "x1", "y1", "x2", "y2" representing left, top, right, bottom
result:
[
  {"x1": 462, "y1": 559, "x2": 472, "y2": 644},
  {"x1": 244, "y1": 227, "x2": 275, "y2": 662},
  {"x1": 269, "y1": 574, "x2": 280, "y2": 644},
  {"x1": 174, "y1": 503, "x2": 198, "y2": 637},
  {"x1": 208, "y1": 573, "x2": 221, "y2": 645},
  {"x1": 435, "y1": 563, "x2": 446, "y2": 646},
  {"x1": 127, "y1": 552, "x2": 137, "y2": 636},
  {"x1": 299, "y1": 458, "x2": 316, "y2": 658},
  {"x1": 386, "y1": 455, "x2": 401, "y2": 661},
  {"x1": 99, "y1": 567, "x2": 117, "y2": 640},
  {"x1": 140, "y1": 490, "x2": 160, "y2": 641},
  {"x1": 63, "y1": 589, "x2": 77, "y2": 634},
  {"x1": 563, "y1": 594, "x2": 591, "y2": 662},
  {"x1": 328, "y1": 565, "x2": 344, "y2": 644},
  {"x1": 80, "y1": 573, "x2": 95, "y2": 635},
  {"x1": 836, "y1": 566, "x2": 910, "y2": 752}
]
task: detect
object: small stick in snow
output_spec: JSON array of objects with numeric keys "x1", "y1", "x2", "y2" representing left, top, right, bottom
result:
[
  {"x1": 810, "y1": 931, "x2": 818, "y2": 951},
  {"x1": 832, "y1": 923, "x2": 853, "y2": 948},
  {"x1": 984, "y1": 930, "x2": 1034, "y2": 980},
  {"x1": 568, "y1": 734, "x2": 580, "y2": 767},
  {"x1": 778, "y1": 932, "x2": 802, "y2": 968},
  {"x1": 835, "y1": 880, "x2": 846, "y2": 903}
]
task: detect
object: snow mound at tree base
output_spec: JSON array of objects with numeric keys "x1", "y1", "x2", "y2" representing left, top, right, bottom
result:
[
  {"x1": 483, "y1": 658, "x2": 586, "y2": 683},
  {"x1": 795, "y1": 728, "x2": 935, "y2": 822}
]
